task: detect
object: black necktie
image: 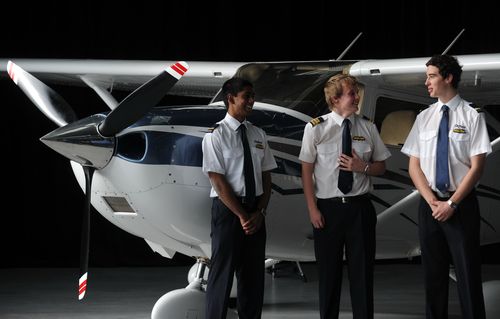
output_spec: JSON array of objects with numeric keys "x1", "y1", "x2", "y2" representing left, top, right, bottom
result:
[
  {"x1": 338, "y1": 119, "x2": 353, "y2": 194},
  {"x1": 240, "y1": 124, "x2": 256, "y2": 204},
  {"x1": 436, "y1": 105, "x2": 450, "y2": 193}
]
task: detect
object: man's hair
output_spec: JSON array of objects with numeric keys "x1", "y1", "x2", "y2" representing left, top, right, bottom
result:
[
  {"x1": 221, "y1": 77, "x2": 253, "y2": 107},
  {"x1": 426, "y1": 55, "x2": 462, "y2": 89},
  {"x1": 324, "y1": 74, "x2": 359, "y2": 110}
]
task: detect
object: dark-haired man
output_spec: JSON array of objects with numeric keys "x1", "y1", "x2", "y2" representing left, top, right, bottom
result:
[
  {"x1": 402, "y1": 54, "x2": 490, "y2": 319},
  {"x1": 202, "y1": 77, "x2": 277, "y2": 319}
]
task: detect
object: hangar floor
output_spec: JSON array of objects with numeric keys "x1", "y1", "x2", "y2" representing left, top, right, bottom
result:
[{"x1": 1, "y1": 263, "x2": 499, "y2": 318}]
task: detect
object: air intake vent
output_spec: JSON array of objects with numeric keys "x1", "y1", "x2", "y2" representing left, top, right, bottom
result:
[{"x1": 103, "y1": 196, "x2": 135, "y2": 213}]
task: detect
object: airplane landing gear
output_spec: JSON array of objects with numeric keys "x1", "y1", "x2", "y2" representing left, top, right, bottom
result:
[
  {"x1": 151, "y1": 258, "x2": 239, "y2": 319},
  {"x1": 151, "y1": 277, "x2": 206, "y2": 319},
  {"x1": 151, "y1": 258, "x2": 207, "y2": 319}
]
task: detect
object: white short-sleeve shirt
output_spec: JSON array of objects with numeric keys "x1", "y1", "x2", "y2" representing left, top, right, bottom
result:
[
  {"x1": 299, "y1": 111, "x2": 391, "y2": 199},
  {"x1": 202, "y1": 113, "x2": 278, "y2": 198},
  {"x1": 401, "y1": 95, "x2": 491, "y2": 192}
]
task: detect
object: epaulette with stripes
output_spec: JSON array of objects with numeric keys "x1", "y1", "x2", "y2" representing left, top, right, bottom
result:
[
  {"x1": 468, "y1": 103, "x2": 483, "y2": 113},
  {"x1": 309, "y1": 117, "x2": 326, "y2": 127},
  {"x1": 207, "y1": 123, "x2": 220, "y2": 133},
  {"x1": 361, "y1": 115, "x2": 373, "y2": 123}
]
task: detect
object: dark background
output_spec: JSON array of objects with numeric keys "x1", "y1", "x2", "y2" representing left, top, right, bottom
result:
[{"x1": 1, "y1": 1, "x2": 499, "y2": 268}]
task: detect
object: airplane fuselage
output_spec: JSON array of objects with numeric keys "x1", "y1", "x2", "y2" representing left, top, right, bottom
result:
[{"x1": 68, "y1": 102, "x2": 500, "y2": 262}]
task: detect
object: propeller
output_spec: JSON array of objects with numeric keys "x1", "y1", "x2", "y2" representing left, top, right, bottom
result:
[
  {"x1": 79, "y1": 166, "x2": 94, "y2": 300},
  {"x1": 7, "y1": 61, "x2": 78, "y2": 127},
  {"x1": 98, "y1": 61, "x2": 188, "y2": 137},
  {"x1": 7, "y1": 60, "x2": 189, "y2": 300}
]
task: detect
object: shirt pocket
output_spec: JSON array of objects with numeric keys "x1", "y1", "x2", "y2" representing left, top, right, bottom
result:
[
  {"x1": 317, "y1": 142, "x2": 339, "y2": 169},
  {"x1": 449, "y1": 131, "x2": 470, "y2": 161},
  {"x1": 418, "y1": 130, "x2": 437, "y2": 159},
  {"x1": 251, "y1": 146, "x2": 265, "y2": 172},
  {"x1": 352, "y1": 141, "x2": 372, "y2": 161},
  {"x1": 449, "y1": 131, "x2": 470, "y2": 142},
  {"x1": 223, "y1": 147, "x2": 243, "y2": 170},
  {"x1": 223, "y1": 148, "x2": 243, "y2": 158},
  {"x1": 251, "y1": 146, "x2": 265, "y2": 159}
]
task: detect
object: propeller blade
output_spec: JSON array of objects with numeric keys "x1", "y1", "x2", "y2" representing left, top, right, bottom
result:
[
  {"x1": 98, "y1": 61, "x2": 189, "y2": 137},
  {"x1": 78, "y1": 166, "x2": 95, "y2": 300},
  {"x1": 7, "y1": 61, "x2": 78, "y2": 127}
]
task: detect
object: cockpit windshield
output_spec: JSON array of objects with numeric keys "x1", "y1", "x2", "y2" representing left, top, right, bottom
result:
[{"x1": 211, "y1": 61, "x2": 355, "y2": 118}]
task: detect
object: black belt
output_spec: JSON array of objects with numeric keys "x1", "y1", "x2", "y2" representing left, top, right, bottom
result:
[
  {"x1": 236, "y1": 196, "x2": 260, "y2": 205},
  {"x1": 214, "y1": 196, "x2": 259, "y2": 208},
  {"x1": 323, "y1": 193, "x2": 370, "y2": 204},
  {"x1": 432, "y1": 190, "x2": 455, "y2": 201}
]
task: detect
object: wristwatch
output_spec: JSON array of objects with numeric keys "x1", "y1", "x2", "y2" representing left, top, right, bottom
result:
[{"x1": 447, "y1": 200, "x2": 458, "y2": 210}]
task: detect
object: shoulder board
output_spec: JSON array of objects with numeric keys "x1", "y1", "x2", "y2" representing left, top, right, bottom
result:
[
  {"x1": 468, "y1": 103, "x2": 483, "y2": 113},
  {"x1": 309, "y1": 117, "x2": 326, "y2": 127},
  {"x1": 207, "y1": 123, "x2": 220, "y2": 133},
  {"x1": 361, "y1": 115, "x2": 373, "y2": 123},
  {"x1": 418, "y1": 105, "x2": 429, "y2": 113}
]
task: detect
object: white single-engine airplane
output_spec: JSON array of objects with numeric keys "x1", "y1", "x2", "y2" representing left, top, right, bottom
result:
[{"x1": 2, "y1": 50, "x2": 500, "y2": 318}]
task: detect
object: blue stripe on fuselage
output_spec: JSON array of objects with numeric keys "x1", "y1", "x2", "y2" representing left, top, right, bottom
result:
[
  {"x1": 115, "y1": 105, "x2": 307, "y2": 176},
  {"x1": 116, "y1": 131, "x2": 302, "y2": 177},
  {"x1": 130, "y1": 106, "x2": 307, "y2": 141}
]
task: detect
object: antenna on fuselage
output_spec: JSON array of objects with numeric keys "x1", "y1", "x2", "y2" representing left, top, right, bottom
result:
[
  {"x1": 441, "y1": 28, "x2": 465, "y2": 55},
  {"x1": 331, "y1": 32, "x2": 363, "y2": 61}
]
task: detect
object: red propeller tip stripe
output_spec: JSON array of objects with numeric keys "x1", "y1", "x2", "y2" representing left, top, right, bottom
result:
[
  {"x1": 78, "y1": 273, "x2": 88, "y2": 300},
  {"x1": 6, "y1": 61, "x2": 18, "y2": 83},
  {"x1": 174, "y1": 62, "x2": 188, "y2": 73},
  {"x1": 166, "y1": 61, "x2": 189, "y2": 79}
]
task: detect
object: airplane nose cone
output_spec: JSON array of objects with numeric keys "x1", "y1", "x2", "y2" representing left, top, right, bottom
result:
[{"x1": 40, "y1": 114, "x2": 115, "y2": 169}]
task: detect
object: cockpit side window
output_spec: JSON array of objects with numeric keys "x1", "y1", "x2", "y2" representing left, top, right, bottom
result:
[
  {"x1": 212, "y1": 62, "x2": 355, "y2": 118},
  {"x1": 375, "y1": 97, "x2": 422, "y2": 146},
  {"x1": 483, "y1": 105, "x2": 500, "y2": 141}
]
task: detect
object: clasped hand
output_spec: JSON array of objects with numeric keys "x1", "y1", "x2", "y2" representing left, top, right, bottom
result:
[
  {"x1": 338, "y1": 149, "x2": 364, "y2": 172},
  {"x1": 429, "y1": 198, "x2": 455, "y2": 222},
  {"x1": 240, "y1": 211, "x2": 263, "y2": 235}
]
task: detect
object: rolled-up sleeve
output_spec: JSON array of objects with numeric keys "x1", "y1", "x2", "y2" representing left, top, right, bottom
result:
[
  {"x1": 202, "y1": 133, "x2": 225, "y2": 176},
  {"x1": 261, "y1": 135, "x2": 278, "y2": 172},
  {"x1": 401, "y1": 117, "x2": 420, "y2": 158},
  {"x1": 470, "y1": 113, "x2": 492, "y2": 156},
  {"x1": 299, "y1": 123, "x2": 316, "y2": 163},
  {"x1": 369, "y1": 123, "x2": 391, "y2": 161}
]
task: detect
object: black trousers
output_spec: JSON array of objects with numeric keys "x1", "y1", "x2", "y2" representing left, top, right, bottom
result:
[
  {"x1": 314, "y1": 195, "x2": 377, "y2": 319},
  {"x1": 205, "y1": 198, "x2": 266, "y2": 319},
  {"x1": 418, "y1": 191, "x2": 485, "y2": 319}
]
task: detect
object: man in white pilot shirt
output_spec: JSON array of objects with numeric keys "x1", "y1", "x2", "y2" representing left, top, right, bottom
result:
[
  {"x1": 402, "y1": 54, "x2": 491, "y2": 319},
  {"x1": 300, "y1": 74, "x2": 391, "y2": 319},
  {"x1": 202, "y1": 77, "x2": 277, "y2": 319}
]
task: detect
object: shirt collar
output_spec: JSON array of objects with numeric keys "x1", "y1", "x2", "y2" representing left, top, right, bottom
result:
[
  {"x1": 438, "y1": 94, "x2": 461, "y2": 111},
  {"x1": 224, "y1": 112, "x2": 249, "y2": 131},
  {"x1": 329, "y1": 110, "x2": 356, "y2": 127}
]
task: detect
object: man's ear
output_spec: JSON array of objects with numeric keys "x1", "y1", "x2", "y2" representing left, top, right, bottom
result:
[
  {"x1": 227, "y1": 93, "x2": 234, "y2": 104},
  {"x1": 445, "y1": 74, "x2": 454, "y2": 85}
]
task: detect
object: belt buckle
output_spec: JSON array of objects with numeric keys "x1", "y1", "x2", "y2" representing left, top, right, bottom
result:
[
  {"x1": 435, "y1": 190, "x2": 450, "y2": 199},
  {"x1": 341, "y1": 197, "x2": 348, "y2": 204}
]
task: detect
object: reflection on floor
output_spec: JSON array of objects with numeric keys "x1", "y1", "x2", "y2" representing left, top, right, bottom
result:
[{"x1": 1, "y1": 263, "x2": 499, "y2": 318}]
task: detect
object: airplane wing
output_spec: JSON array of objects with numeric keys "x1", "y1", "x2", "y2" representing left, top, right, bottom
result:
[
  {"x1": 0, "y1": 59, "x2": 246, "y2": 101},
  {"x1": 349, "y1": 53, "x2": 500, "y2": 106},
  {"x1": 3, "y1": 53, "x2": 500, "y2": 107}
]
